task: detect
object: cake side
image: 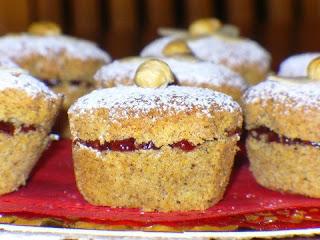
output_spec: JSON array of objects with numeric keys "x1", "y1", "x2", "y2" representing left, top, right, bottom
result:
[
  {"x1": 73, "y1": 137, "x2": 238, "y2": 212},
  {"x1": 247, "y1": 136, "x2": 320, "y2": 198}
]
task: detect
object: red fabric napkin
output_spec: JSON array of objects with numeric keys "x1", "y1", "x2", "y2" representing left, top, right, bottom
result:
[{"x1": 1, "y1": 140, "x2": 320, "y2": 230}]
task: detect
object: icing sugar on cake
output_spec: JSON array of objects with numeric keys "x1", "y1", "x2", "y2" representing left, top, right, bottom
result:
[
  {"x1": 140, "y1": 35, "x2": 270, "y2": 71},
  {"x1": 0, "y1": 34, "x2": 111, "y2": 62},
  {"x1": 243, "y1": 78, "x2": 320, "y2": 113},
  {"x1": 0, "y1": 57, "x2": 18, "y2": 68},
  {"x1": 94, "y1": 57, "x2": 247, "y2": 90},
  {"x1": 278, "y1": 53, "x2": 320, "y2": 77},
  {"x1": 140, "y1": 36, "x2": 175, "y2": 57},
  {"x1": 188, "y1": 35, "x2": 270, "y2": 71},
  {"x1": 0, "y1": 68, "x2": 58, "y2": 99},
  {"x1": 69, "y1": 86, "x2": 240, "y2": 122}
]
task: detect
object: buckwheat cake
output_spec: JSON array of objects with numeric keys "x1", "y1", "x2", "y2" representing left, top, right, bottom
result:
[
  {"x1": 243, "y1": 58, "x2": 320, "y2": 197},
  {"x1": 69, "y1": 59, "x2": 242, "y2": 212},
  {"x1": 278, "y1": 52, "x2": 320, "y2": 77},
  {"x1": 94, "y1": 56, "x2": 247, "y2": 101},
  {"x1": 0, "y1": 22, "x2": 111, "y2": 137},
  {"x1": 158, "y1": 18, "x2": 240, "y2": 38},
  {"x1": 0, "y1": 68, "x2": 62, "y2": 195},
  {"x1": 141, "y1": 26, "x2": 271, "y2": 86}
]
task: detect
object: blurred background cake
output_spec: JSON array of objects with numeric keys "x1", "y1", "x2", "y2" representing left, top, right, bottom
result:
[
  {"x1": 0, "y1": 22, "x2": 111, "y2": 137},
  {"x1": 94, "y1": 56, "x2": 247, "y2": 101},
  {"x1": 0, "y1": 0, "x2": 318, "y2": 70}
]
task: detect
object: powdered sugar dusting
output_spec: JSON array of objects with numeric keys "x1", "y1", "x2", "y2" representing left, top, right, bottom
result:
[
  {"x1": 94, "y1": 57, "x2": 247, "y2": 90},
  {"x1": 0, "y1": 57, "x2": 18, "y2": 68},
  {"x1": 0, "y1": 34, "x2": 111, "y2": 62},
  {"x1": 278, "y1": 53, "x2": 320, "y2": 77},
  {"x1": 140, "y1": 36, "x2": 175, "y2": 57},
  {"x1": 243, "y1": 78, "x2": 320, "y2": 112},
  {"x1": 188, "y1": 35, "x2": 270, "y2": 71},
  {"x1": 69, "y1": 86, "x2": 240, "y2": 121},
  {"x1": 0, "y1": 68, "x2": 58, "y2": 99},
  {"x1": 140, "y1": 35, "x2": 270, "y2": 71}
]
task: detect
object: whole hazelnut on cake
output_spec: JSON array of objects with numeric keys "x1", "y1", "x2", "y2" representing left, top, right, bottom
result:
[
  {"x1": 94, "y1": 56, "x2": 247, "y2": 102},
  {"x1": 243, "y1": 57, "x2": 320, "y2": 197},
  {"x1": 0, "y1": 67, "x2": 62, "y2": 195},
  {"x1": 0, "y1": 21, "x2": 111, "y2": 138},
  {"x1": 69, "y1": 59, "x2": 243, "y2": 212},
  {"x1": 141, "y1": 18, "x2": 271, "y2": 85}
]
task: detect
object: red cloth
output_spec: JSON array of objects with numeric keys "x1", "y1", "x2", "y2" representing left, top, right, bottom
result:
[{"x1": 1, "y1": 140, "x2": 320, "y2": 229}]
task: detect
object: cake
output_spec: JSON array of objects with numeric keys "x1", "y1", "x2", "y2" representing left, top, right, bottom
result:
[
  {"x1": 278, "y1": 52, "x2": 320, "y2": 77},
  {"x1": 0, "y1": 68, "x2": 62, "y2": 195},
  {"x1": 158, "y1": 18, "x2": 240, "y2": 39},
  {"x1": 141, "y1": 34, "x2": 271, "y2": 86},
  {"x1": 243, "y1": 58, "x2": 320, "y2": 197},
  {"x1": 94, "y1": 57, "x2": 247, "y2": 101},
  {"x1": 0, "y1": 22, "x2": 111, "y2": 137},
  {"x1": 68, "y1": 59, "x2": 242, "y2": 212}
]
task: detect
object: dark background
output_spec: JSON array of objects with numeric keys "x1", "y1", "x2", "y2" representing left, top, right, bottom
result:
[{"x1": 0, "y1": 0, "x2": 319, "y2": 70}]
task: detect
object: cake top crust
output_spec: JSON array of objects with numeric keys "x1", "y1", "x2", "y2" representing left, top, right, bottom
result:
[
  {"x1": 243, "y1": 77, "x2": 320, "y2": 112},
  {"x1": 0, "y1": 68, "x2": 58, "y2": 99},
  {"x1": 278, "y1": 53, "x2": 320, "y2": 77},
  {"x1": 69, "y1": 86, "x2": 240, "y2": 122},
  {"x1": 0, "y1": 34, "x2": 111, "y2": 62},
  {"x1": 94, "y1": 57, "x2": 247, "y2": 90},
  {"x1": 187, "y1": 35, "x2": 270, "y2": 71},
  {"x1": 140, "y1": 35, "x2": 270, "y2": 71}
]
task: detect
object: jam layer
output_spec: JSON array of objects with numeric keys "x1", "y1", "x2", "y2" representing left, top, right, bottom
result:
[
  {"x1": 0, "y1": 121, "x2": 36, "y2": 136},
  {"x1": 76, "y1": 138, "x2": 197, "y2": 152},
  {"x1": 75, "y1": 129, "x2": 241, "y2": 153},
  {"x1": 42, "y1": 78, "x2": 92, "y2": 88},
  {"x1": 249, "y1": 126, "x2": 320, "y2": 148}
]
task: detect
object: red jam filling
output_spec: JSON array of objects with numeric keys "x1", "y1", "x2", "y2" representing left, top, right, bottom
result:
[
  {"x1": 42, "y1": 78, "x2": 93, "y2": 88},
  {"x1": 249, "y1": 126, "x2": 320, "y2": 147},
  {"x1": 42, "y1": 79, "x2": 61, "y2": 87},
  {"x1": 170, "y1": 140, "x2": 196, "y2": 151},
  {"x1": 0, "y1": 121, "x2": 36, "y2": 136},
  {"x1": 75, "y1": 128, "x2": 240, "y2": 153}
]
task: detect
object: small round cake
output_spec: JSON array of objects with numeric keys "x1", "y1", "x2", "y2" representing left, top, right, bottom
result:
[
  {"x1": 94, "y1": 57, "x2": 247, "y2": 101},
  {"x1": 141, "y1": 35, "x2": 270, "y2": 86},
  {"x1": 0, "y1": 22, "x2": 111, "y2": 137},
  {"x1": 69, "y1": 60, "x2": 242, "y2": 212},
  {"x1": 243, "y1": 59, "x2": 320, "y2": 197},
  {"x1": 278, "y1": 52, "x2": 320, "y2": 77},
  {"x1": 0, "y1": 68, "x2": 62, "y2": 195}
]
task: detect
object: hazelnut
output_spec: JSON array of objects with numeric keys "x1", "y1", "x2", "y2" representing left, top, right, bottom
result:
[
  {"x1": 28, "y1": 21, "x2": 61, "y2": 36},
  {"x1": 307, "y1": 57, "x2": 320, "y2": 80},
  {"x1": 134, "y1": 59, "x2": 174, "y2": 88},
  {"x1": 162, "y1": 39, "x2": 193, "y2": 57},
  {"x1": 189, "y1": 18, "x2": 222, "y2": 37}
]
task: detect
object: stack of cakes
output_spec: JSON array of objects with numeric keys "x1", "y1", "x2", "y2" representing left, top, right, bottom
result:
[
  {"x1": 141, "y1": 18, "x2": 271, "y2": 85},
  {"x1": 5, "y1": 16, "x2": 320, "y2": 215}
]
